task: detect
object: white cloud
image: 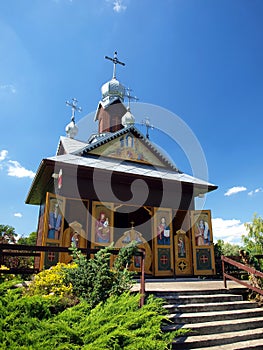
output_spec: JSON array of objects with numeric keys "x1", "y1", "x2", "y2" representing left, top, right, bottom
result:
[
  {"x1": 14, "y1": 212, "x2": 22, "y2": 218},
  {"x1": 0, "y1": 150, "x2": 35, "y2": 179},
  {"x1": 224, "y1": 186, "x2": 247, "y2": 197},
  {"x1": 0, "y1": 84, "x2": 16, "y2": 94},
  {"x1": 0, "y1": 150, "x2": 8, "y2": 161},
  {"x1": 248, "y1": 187, "x2": 262, "y2": 196},
  {"x1": 212, "y1": 218, "x2": 246, "y2": 244},
  {"x1": 112, "y1": 0, "x2": 127, "y2": 12},
  {"x1": 7, "y1": 160, "x2": 35, "y2": 179}
]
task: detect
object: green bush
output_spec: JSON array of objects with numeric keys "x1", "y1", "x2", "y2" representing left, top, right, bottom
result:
[
  {"x1": 64, "y1": 242, "x2": 138, "y2": 308},
  {"x1": 0, "y1": 245, "x2": 184, "y2": 349},
  {"x1": 78, "y1": 292, "x2": 174, "y2": 350},
  {"x1": 0, "y1": 279, "x2": 22, "y2": 296},
  {"x1": 0, "y1": 287, "x2": 178, "y2": 350}
]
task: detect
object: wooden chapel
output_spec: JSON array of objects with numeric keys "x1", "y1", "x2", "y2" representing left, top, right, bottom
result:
[{"x1": 26, "y1": 52, "x2": 217, "y2": 277}]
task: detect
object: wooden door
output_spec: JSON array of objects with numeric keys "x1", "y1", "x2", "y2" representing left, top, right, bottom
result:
[
  {"x1": 191, "y1": 210, "x2": 216, "y2": 275},
  {"x1": 153, "y1": 208, "x2": 174, "y2": 276}
]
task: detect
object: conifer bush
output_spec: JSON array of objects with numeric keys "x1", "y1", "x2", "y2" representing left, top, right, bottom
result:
[
  {"x1": 78, "y1": 292, "x2": 174, "y2": 350},
  {"x1": 64, "y1": 242, "x2": 138, "y2": 308},
  {"x1": 0, "y1": 288, "x2": 176, "y2": 349},
  {"x1": 0, "y1": 244, "x2": 184, "y2": 349}
]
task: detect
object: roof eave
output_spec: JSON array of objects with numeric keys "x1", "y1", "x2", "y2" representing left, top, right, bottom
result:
[{"x1": 25, "y1": 159, "x2": 55, "y2": 205}]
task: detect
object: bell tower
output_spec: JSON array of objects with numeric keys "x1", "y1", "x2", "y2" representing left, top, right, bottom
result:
[{"x1": 94, "y1": 52, "x2": 128, "y2": 133}]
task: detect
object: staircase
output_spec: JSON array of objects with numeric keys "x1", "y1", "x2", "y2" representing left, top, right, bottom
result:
[{"x1": 155, "y1": 289, "x2": 263, "y2": 349}]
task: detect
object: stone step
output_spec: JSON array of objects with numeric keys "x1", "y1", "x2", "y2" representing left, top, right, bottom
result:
[
  {"x1": 161, "y1": 293, "x2": 243, "y2": 305},
  {"x1": 155, "y1": 287, "x2": 263, "y2": 349},
  {"x1": 192, "y1": 337, "x2": 263, "y2": 350},
  {"x1": 172, "y1": 327, "x2": 263, "y2": 349},
  {"x1": 164, "y1": 300, "x2": 258, "y2": 313},
  {"x1": 154, "y1": 288, "x2": 246, "y2": 297},
  {"x1": 163, "y1": 316, "x2": 263, "y2": 335},
  {"x1": 168, "y1": 307, "x2": 263, "y2": 324}
]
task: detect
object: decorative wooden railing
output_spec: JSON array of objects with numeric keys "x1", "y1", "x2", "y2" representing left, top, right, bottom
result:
[
  {"x1": 222, "y1": 255, "x2": 263, "y2": 296},
  {"x1": 0, "y1": 244, "x2": 146, "y2": 306}
]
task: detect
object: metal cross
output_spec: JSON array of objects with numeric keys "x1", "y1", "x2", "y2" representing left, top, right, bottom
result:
[
  {"x1": 105, "y1": 51, "x2": 125, "y2": 79},
  {"x1": 66, "y1": 98, "x2": 82, "y2": 122},
  {"x1": 125, "y1": 87, "x2": 139, "y2": 110},
  {"x1": 141, "y1": 117, "x2": 154, "y2": 140}
]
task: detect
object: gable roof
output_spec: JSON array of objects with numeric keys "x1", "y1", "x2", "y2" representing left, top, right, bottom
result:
[
  {"x1": 56, "y1": 136, "x2": 88, "y2": 156},
  {"x1": 25, "y1": 154, "x2": 217, "y2": 205},
  {"x1": 73, "y1": 125, "x2": 180, "y2": 171},
  {"x1": 26, "y1": 126, "x2": 218, "y2": 205},
  {"x1": 48, "y1": 153, "x2": 214, "y2": 187}
]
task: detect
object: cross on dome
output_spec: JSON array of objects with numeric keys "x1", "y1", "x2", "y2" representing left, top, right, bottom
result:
[
  {"x1": 66, "y1": 98, "x2": 82, "y2": 123},
  {"x1": 141, "y1": 117, "x2": 154, "y2": 140},
  {"x1": 105, "y1": 51, "x2": 125, "y2": 79},
  {"x1": 65, "y1": 98, "x2": 82, "y2": 139},
  {"x1": 121, "y1": 87, "x2": 137, "y2": 127},
  {"x1": 124, "y1": 87, "x2": 138, "y2": 110}
]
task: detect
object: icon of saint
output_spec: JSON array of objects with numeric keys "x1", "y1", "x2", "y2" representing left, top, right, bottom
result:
[
  {"x1": 157, "y1": 217, "x2": 170, "y2": 245},
  {"x1": 178, "y1": 236, "x2": 186, "y2": 257},
  {"x1": 195, "y1": 219, "x2": 210, "y2": 246},
  {"x1": 95, "y1": 212, "x2": 110, "y2": 243},
  {"x1": 48, "y1": 200, "x2": 62, "y2": 239},
  {"x1": 71, "y1": 231, "x2": 79, "y2": 247}
]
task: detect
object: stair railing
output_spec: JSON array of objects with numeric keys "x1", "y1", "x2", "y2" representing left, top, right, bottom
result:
[{"x1": 222, "y1": 255, "x2": 263, "y2": 295}]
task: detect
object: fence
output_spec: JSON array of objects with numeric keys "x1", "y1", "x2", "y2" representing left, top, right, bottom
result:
[
  {"x1": 222, "y1": 255, "x2": 263, "y2": 296},
  {"x1": 0, "y1": 243, "x2": 146, "y2": 306}
]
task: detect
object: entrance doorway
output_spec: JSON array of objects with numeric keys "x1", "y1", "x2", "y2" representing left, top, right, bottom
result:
[
  {"x1": 173, "y1": 210, "x2": 193, "y2": 276},
  {"x1": 114, "y1": 205, "x2": 153, "y2": 274}
]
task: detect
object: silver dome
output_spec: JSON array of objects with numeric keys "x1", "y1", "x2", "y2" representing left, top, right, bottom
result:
[
  {"x1": 65, "y1": 119, "x2": 78, "y2": 139},
  {"x1": 121, "y1": 108, "x2": 135, "y2": 127},
  {"x1": 101, "y1": 78, "x2": 125, "y2": 101}
]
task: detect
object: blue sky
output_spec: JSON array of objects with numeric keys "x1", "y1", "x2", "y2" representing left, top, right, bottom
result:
[{"x1": 0, "y1": 0, "x2": 263, "y2": 244}]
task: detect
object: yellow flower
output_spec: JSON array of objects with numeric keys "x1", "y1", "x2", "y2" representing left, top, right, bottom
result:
[{"x1": 26, "y1": 262, "x2": 77, "y2": 297}]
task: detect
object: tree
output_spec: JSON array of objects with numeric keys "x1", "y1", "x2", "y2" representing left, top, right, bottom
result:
[
  {"x1": 0, "y1": 224, "x2": 18, "y2": 269},
  {"x1": 215, "y1": 239, "x2": 241, "y2": 257},
  {"x1": 0, "y1": 224, "x2": 17, "y2": 244},
  {"x1": 242, "y1": 214, "x2": 263, "y2": 271},
  {"x1": 214, "y1": 239, "x2": 241, "y2": 277},
  {"x1": 0, "y1": 226, "x2": 37, "y2": 270},
  {"x1": 242, "y1": 214, "x2": 263, "y2": 256},
  {"x1": 222, "y1": 241, "x2": 240, "y2": 256},
  {"x1": 17, "y1": 231, "x2": 37, "y2": 245}
]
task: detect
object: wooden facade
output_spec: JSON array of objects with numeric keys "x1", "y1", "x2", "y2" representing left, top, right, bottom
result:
[{"x1": 27, "y1": 121, "x2": 217, "y2": 277}]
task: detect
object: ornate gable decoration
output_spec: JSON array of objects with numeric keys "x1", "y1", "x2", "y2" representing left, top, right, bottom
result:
[
  {"x1": 80, "y1": 127, "x2": 177, "y2": 170},
  {"x1": 89, "y1": 133, "x2": 165, "y2": 166}
]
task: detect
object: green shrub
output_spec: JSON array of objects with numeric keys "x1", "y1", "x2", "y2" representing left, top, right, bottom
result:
[
  {"x1": 0, "y1": 279, "x2": 22, "y2": 296},
  {"x1": 24, "y1": 242, "x2": 137, "y2": 309},
  {"x1": 0, "y1": 287, "x2": 81, "y2": 349},
  {"x1": 0, "y1": 285, "x2": 181, "y2": 349},
  {"x1": 24, "y1": 293, "x2": 176, "y2": 350},
  {"x1": 0, "y1": 245, "x2": 184, "y2": 349},
  {"x1": 64, "y1": 242, "x2": 137, "y2": 308},
  {"x1": 78, "y1": 292, "x2": 174, "y2": 350}
]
